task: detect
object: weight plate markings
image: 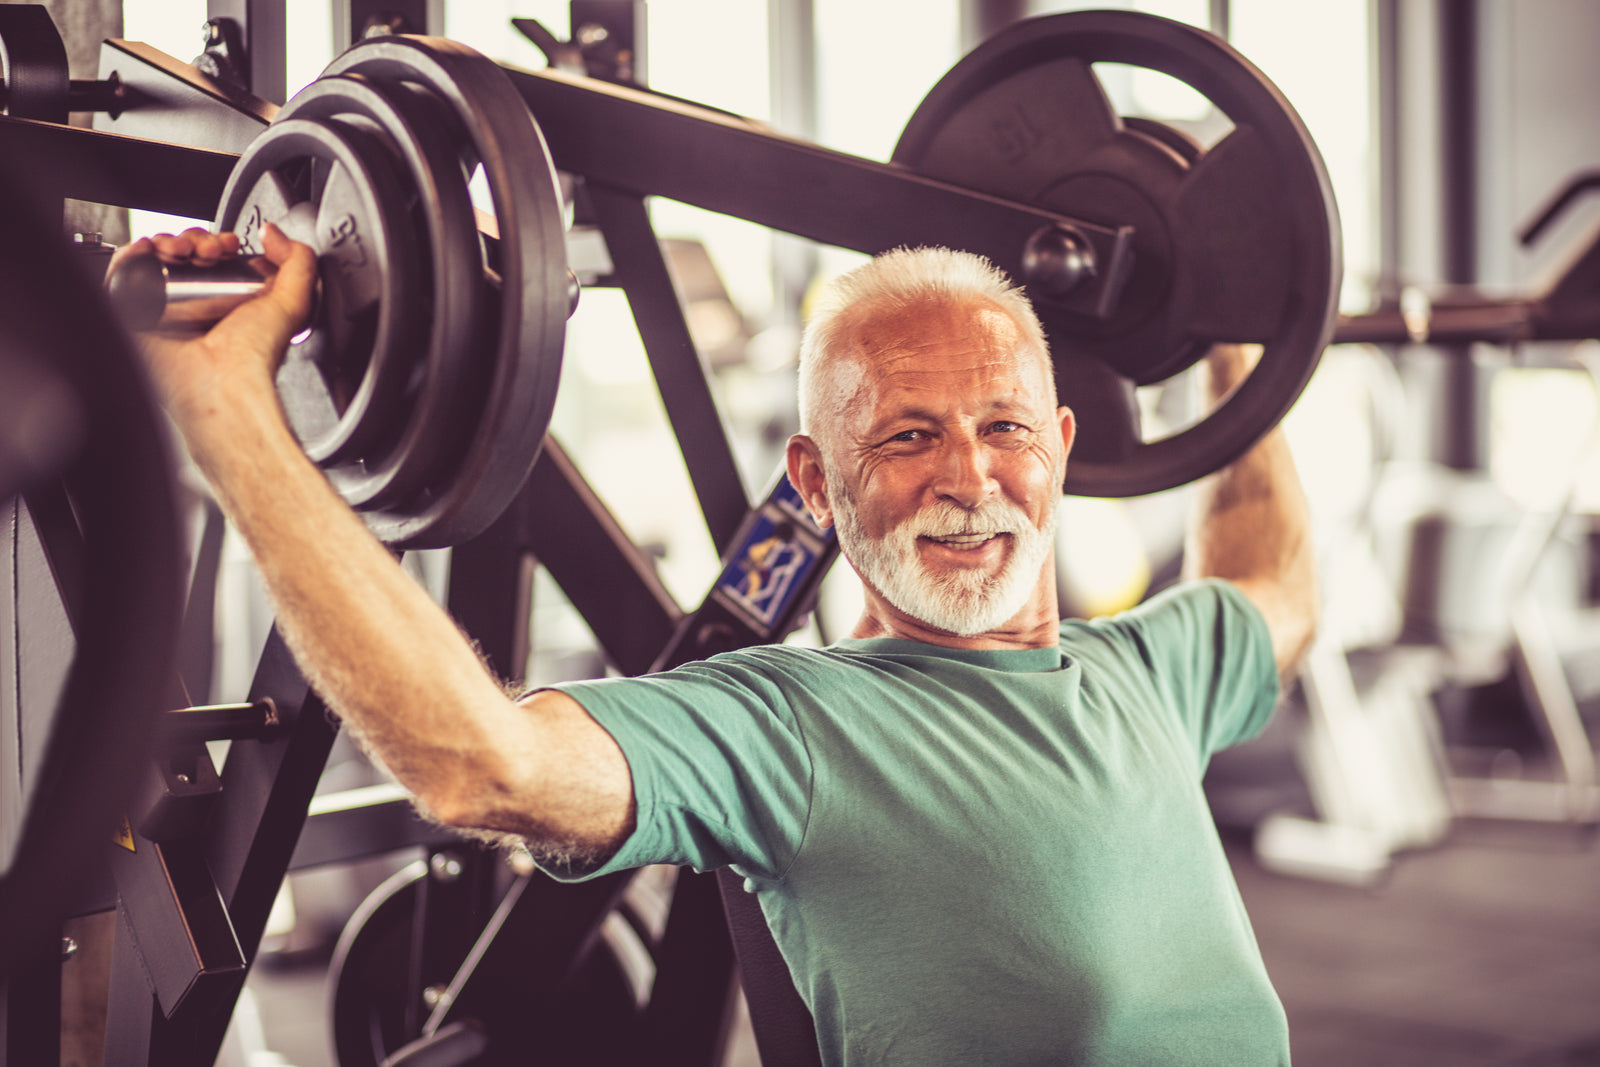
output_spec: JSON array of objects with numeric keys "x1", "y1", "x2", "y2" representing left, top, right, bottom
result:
[
  {"x1": 272, "y1": 72, "x2": 488, "y2": 513},
  {"x1": 217, "y1": 117, "x2": 425, "y2": 472}
]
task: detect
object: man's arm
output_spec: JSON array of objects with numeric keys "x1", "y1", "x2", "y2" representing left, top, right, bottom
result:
[
  {"x1": 1181, "y1": 344, "x2": 1318, "y2": 680},
  {"x1": 126, "y1": 227, "x2": 634, "y2": 860}
]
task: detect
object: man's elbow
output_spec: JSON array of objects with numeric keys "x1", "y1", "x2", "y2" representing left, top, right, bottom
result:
[
  {"x1": 405, "y1": 740, "x2": 541, "y2": 837},
  {"x1": 1228, "y1": 575, "x2": 1318, "y2": 680},
  {"x1": 1275, "y1": 605, "x2": 1318, "y2": 681}
]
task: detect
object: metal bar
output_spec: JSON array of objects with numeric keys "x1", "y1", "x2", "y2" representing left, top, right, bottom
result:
[
  {"x1": 18, "y1": 486, "x2": 84, "y2": 634},
  {"x1": 959, "y1": 0, "x2": 1029, "y2": 51},
  {"x1": 160, "y1": 700, "x2": 281, "y2": 745},
  {"x1": 423, "y1": 870, "x2": 635, "y2": 1040},
  {"x1": 67, "y1": 77, "x2": 132, "y2": 115},
  {"x1": 1448, "y1": 776, "x2": 1600, "y2": 823},
  {"x1": 766, "y1": 0, "x2": 818, "y2": 329},
  {"x1": 118, "y1": 630, "x2": 340, "y2": 1064},
  {"x1": 1439, "y1": 0, "x2": 1478, "y2": 286},
  {"x1": 206, "y1": 0, "x2": 285, "y2": 104},
  {"x1": 209, "y1": 632, "x2": 338, "y2": 949},
  {"x1": 409, "y1": 847, "x2": 502, "y2": 1037},
  {"x1": 587, "y1": 187, "x2": 749, "y2": 554},
  {"x1": 177, "y1": 500, "x2": 227, "y2": 703},
  {"x1": 107, "y1": 837, "x2": 246, "y2": 1021},
  {"x1": 519, "y1": 440, "x2": 681, "y2": 677},
  {"x1": 638, "y1": 871, "x2": 738, "y2": 1066},
  {"x1": 334, "y1": 0, "x2": 444, "y2": 55},
  {"x1": 94, "y1": 39, "x2": 274, "y2": 154},
  {"x1": 447, "y1": 512, "x2": 535, "y2": 683},
  {"x1": 1333, "y1": 298, "x2": 1539, "y2": 346},
  {"x1": 501, "y1": 66, "x2": 1132, "y2": 324},
  {"x1": 1510, "y1": 602, "x2": 1599, "y2": 821},
  {"x1": 289, "y1": 784, "x2": 459, "y2": 871},
  {"x1": 1436, "y1": 0, "x2": 1487, "y2": 470},
  {"x1": 0, "y1": 116, "x2": 236, "y2": 218},
  {"x1": 1375, "y1": 0, "x2": 1401, "y2": 299},
  {"x1": 1208, "y1": 0, "x2": 1231, "y2": 41}
]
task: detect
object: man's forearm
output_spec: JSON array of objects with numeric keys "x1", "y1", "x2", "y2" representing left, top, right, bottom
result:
[
  {"x1": 1183, "y1": 346, "x2": 1318, "y2": 676},
  {"x1": 125, "y1": 228, "x2": 632, "y2": 852},
  {"x1": 180, "y1": 381, "x2": 528, "y2": 824}
]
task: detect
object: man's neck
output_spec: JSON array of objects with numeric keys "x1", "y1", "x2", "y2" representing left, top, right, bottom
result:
[{"x1": 848, "y1": 598, "x2": 1062, "y2": 651}]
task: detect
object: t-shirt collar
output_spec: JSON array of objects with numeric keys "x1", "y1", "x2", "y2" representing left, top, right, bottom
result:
[{"x1": 832, "y1": 636, "x2": 1064, "y2": 673}]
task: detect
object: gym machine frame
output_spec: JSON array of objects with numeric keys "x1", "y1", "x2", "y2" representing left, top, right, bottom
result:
[
  {"x1": 0, "y1": 24, "x2": 1133, "y2": 1067},
  {"x1": 1, "y1": 6, "x2": 1350, "y2": 1063}
]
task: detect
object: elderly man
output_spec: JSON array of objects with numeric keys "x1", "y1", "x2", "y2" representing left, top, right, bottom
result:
[{"x1": 130, "y1": 225, "x2": 1314, "y2": 1064}]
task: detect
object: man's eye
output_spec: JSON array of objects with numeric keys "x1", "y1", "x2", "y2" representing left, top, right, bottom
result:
[
  {"x1": 990, "y1": 421, "x2": 1023, "y2": 434},
  {"x1": 888, "y1": 429, "x2": 924, "y2": 443}
]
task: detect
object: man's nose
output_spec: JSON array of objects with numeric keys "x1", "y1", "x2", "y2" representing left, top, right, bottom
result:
[{"x1": 930, "y1": 436, "x2": 995, "y2": 509}]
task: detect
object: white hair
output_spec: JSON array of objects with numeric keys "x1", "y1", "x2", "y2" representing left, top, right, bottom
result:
[{"x1": 796, "y1": 247, "x2": 1052, "y2": 442}]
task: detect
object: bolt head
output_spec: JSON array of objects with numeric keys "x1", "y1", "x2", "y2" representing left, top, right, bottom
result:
[{"x1": 429, "y1": 852, "x2": 464, "y2": 882}]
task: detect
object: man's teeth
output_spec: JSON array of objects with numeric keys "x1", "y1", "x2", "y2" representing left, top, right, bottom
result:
[{"x1": 930, "y1": 533, "x2": 996, "y2": 546}]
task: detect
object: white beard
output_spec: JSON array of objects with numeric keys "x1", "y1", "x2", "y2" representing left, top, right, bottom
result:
[{"x1": 829, "y1": 473, "x2": 1057, "y2": 637}]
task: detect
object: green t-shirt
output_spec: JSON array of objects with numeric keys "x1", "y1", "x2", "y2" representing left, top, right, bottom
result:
[{"x1": 550, "y1": 579, "x2": 1289, "y2": 1065}]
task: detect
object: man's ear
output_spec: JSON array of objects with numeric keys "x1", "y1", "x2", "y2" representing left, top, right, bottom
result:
[
  {"x1": 1057, "y1": 406, "x2": 1076, "y2": 462},
  {"x1": 786, "y1": 434, "x2": 834, "y2": 530}
]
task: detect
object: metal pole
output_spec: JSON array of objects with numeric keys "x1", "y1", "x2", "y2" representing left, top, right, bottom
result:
[
  {"x1": 769, "y1": 0, "x2": 818, "y2": 331},
  {"x1": 959, "y1": 0, "x2": 1029, "y2": 53},
  {"x1": 1435, "y1": 0, "x2": 1488, "y2": 471},
  {"x1": 205, "y1": 0, "x2": 285, "y2": 104}
]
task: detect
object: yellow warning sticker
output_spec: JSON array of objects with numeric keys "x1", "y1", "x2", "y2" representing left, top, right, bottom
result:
[{"x1": 113, "y1": 817, "x2": 135, "y2": 852}]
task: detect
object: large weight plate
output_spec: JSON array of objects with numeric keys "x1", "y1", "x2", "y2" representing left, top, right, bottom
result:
[
  {"x1": 320, "y1": 35, "x2": 570, "y2": 548},
  {"x1": 271, "y1": 72, "x2": 488, "y2": 512},
  {"x1": 218, "y1": 116, "x2": 426, "y2": 476},
  {"x1": 894, "y1": 10, "x2": 1341, "y2": 497},
  {"x1": 327, "y1": 863, "x2": 644, "y2": 1066}
]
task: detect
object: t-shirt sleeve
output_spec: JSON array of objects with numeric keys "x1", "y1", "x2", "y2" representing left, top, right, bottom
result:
[
  {"x1": 1094, "y1": 578, "x2": 1280, "y2": 764},
  {"x1": 540, "y1": 655, "x2": 813, "y2": 883}
]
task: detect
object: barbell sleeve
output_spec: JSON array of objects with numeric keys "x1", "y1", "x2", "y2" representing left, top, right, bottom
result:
[{"x1": 106, "y1": 255, "x2": 271, "y2": 331}]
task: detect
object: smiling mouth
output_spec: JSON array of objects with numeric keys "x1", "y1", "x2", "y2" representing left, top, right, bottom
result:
[{"x1": 921, "y1": 532, "x2": 1006, "y2": 549}]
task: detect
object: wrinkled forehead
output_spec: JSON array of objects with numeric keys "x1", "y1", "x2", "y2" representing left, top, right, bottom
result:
[{"x1": 826, "y1": 295, "x2": 1053, "y2": 397}]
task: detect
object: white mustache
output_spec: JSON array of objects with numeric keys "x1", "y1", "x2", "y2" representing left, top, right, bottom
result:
[{"x1": 906, "y1": 499, "x2": 1032, "y2": 539}]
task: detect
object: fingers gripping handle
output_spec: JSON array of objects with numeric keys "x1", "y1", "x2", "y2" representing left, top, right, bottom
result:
[{"x1": 106, "y1": 255, "x2": 272, "y2": 330}]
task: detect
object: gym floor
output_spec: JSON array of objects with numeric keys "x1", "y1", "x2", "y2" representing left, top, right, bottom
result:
[{"x1": 233, "y1": 816, "x2": 1600, "y2": 1067}]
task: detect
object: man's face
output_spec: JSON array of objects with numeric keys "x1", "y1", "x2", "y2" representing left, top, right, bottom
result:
[{"x1": 804, "y1": 297, "x2": 1073, "y2": 637}]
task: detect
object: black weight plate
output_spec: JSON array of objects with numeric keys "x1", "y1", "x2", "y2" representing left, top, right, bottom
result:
[
  {"x1": 327, "y1": 864, "x2": 643, "y2": 1067},
  {"x1": 321, "y1": 35, "x2": 569, "y2": 549},
  {"x1": 0, "y1": 5, "x2": 68, "y2": 122},
  {"x1": 894, "y1": 10, "x2": 1341, "y2": 498},
  {"x1": 0, "y1": 161, "x2": 183, "y2": 977},
  {"x1": 273, "y1": 73, "x2": 487, "y2": 512},
  {"x1": 217, "y1": 116, "x2": 426, "y2": 471}
]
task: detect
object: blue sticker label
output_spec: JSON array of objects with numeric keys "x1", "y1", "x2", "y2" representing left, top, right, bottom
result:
[{"x1": 715, "y1": 511, "x2": 823, "y2": 631}]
